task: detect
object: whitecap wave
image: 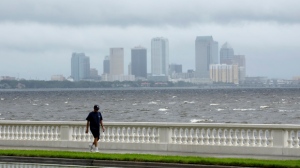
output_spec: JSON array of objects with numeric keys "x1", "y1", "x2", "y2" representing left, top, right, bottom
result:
[
  {"x1": 217, "y1": 108, "x2": 224, "y2": 111},
  {"x1": 32, "y1": 104, "x2": 38, "y2": 106},
  {"x1": 0, "y1": 98, "x2": 4, "y2": 101},
  {"x1": 278, "y1": 109, "x2": 294, "y2": 112},
  {"x1": 65, "y1": 101, "x2": 68, "y2": 104},
  {"x1": 132, "y1": 103, "x2": 137, "y2": 106},
  {"x1": 148, "y1": 101, "x2": 157, "y2": 105},
  {"x1": 158, "y1": 108, "x2": 168, "y2": 112},
  {"x1": 260, "y1": 106, "x2": 270, "y2": 109},
  {"x1": 210, "y1": 104, "x2": 219, "y2": 106},
  {"x1": 45, "y1": 103, "x2": 49, "y2": 106},
  {"x1": 183, "y1": 101, "x2": 195, "y2": 104},
  {"x1": 233, "y1": 108, "x2": 256, "y2": 111},
  {"x1": 172, "y1": 96, "x2": 177, "y2": 98},
  {"x1": 190, "y1": 119, "x2": 213, "y2": 123}
]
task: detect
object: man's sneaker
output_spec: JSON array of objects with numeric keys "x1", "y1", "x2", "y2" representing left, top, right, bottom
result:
[
  {"x1": 94, "y1": 148, "x2": 99, "y2": 152},
  {"x1": 89, "y1": 143, "x2": 94, "y2": 152}
]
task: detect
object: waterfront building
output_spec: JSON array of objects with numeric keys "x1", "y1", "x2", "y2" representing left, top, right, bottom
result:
[
  {"x1": 210, "y1": 64, "x2": 239, "y2": 84},
  {"x1": 195, "y1": 36, "x2": 218, "y2": 79},
  {"x1": 220, "y1": 42, "x2": 234, "y2": 65},
  {"x1": 71, "y1": 53, "x2": 90, "y2": 81},
  {"x1": 151, "y1": 37, "x2": 169, "y2": 76},
  {"x1": 103, "y1": 56, "x2": 110, "y2": 74},
  {"x1": 131, "y1": 46, "x2": 147, "y2": 79},
  {"x1": 0, "y1": 76, "x2": 16, "y2": 81},
  {"x1": 51, "y1": 75, "x2": 65, "y2": 81},
  {"x1": 109, "y1": 48, "x2": 124, "y2": 76}
]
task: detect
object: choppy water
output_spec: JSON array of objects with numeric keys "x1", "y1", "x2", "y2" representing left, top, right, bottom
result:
[{"x1": 1, "y1": 88, "x2": 300, "y2": 124}]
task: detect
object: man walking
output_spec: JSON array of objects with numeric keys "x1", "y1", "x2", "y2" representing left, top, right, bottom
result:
[{"x1": 85, "y1": 105, "x2": 105, "y2": 152}]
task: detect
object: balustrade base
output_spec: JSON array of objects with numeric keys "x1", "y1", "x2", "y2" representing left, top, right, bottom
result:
[{"x1": 1, "y1": 140, "x2": 299, "y2": 157}]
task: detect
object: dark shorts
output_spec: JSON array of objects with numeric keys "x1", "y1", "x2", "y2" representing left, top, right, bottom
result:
[{"x1": 90, "y1": 128, "x2": 100, "y2": 139}]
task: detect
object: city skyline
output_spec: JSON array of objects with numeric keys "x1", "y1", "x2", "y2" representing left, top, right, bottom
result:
[{"x1": 0, "y1": 0, "x2": 300, "y2": 80}]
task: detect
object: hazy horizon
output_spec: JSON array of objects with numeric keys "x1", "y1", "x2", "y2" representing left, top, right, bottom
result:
[{"x1": 0, "y1": 0, "x2": 299, "y2": 80}]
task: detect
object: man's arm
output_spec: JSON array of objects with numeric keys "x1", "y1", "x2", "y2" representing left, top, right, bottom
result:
[
  {"x1": 85, "y1": 121, "x2": 90, "y2": 133},
  {"x1": 100, "y1": 120, "x2": 105, "y2": 132}
]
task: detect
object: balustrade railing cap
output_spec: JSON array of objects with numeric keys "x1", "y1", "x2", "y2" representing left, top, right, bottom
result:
[{"x1": 1, "y1": 120, "x2": 300, "y2": 129}]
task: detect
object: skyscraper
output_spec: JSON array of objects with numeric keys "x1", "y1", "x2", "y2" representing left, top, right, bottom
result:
[
  {"x1": 151, "y1": 37, "x2": 169, "y2": 76},
  {"x1": 169, "y1": 64, "x2": 182, "y2": 74},
  {"x1": 103, "y1": 56, "x2": 110, "y2": 74},
  {"x1": 195, "y1": 36, "x2": 218, "y2": 78},
  {"x1": 109, "y1": 48, "x2": 124, "y2": 75},
  {"x1": 71, "y1": 52, "x2": 90, "y2": 81},
  {"x1": 233, "y1": 55, "x2": 246, "y2": 82},
  {"x1": 220, "y1": 42, "x2": 234, "y2": 65},
  {"x1": 131, "y1": 46, "x2": 147, "y2": 79}
]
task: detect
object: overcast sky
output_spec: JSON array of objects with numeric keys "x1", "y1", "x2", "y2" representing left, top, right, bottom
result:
[{"x1": 0, "y1": 0, "x2": 299, "y2": 80}]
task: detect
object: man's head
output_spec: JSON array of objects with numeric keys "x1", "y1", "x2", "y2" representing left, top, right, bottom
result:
[{"x1": 94, "y1": 105, "x2": 100, "y2": 111}]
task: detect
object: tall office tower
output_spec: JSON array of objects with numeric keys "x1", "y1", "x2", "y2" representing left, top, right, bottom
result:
[
  {"x1": 131, "y1": 46, "x2": 147, "y2": 79},
  {"x1": 233, "y1": 55, "x2": 246, "y2": 67},
  {"x1": 169, "y1": 64, "x2": 182, "y2": 74},
  {"x1": 195, "y1": 36, "x2": 218, "y2": 78},
  {"x1": 220, "y1": 42, "x2": 234, "y2": 65},
  {"x1": 233, "y1": 55, "x2": 246, "y2": 82},
  {"x1": 151, "y1": 37, "x2": 169, "y2": 76},
  {"x1": 71, "y1": 52, "x2": 90, "y2": 81},
  {"x1": 103, "y1": 56, "x2": 110, "y2": 74},
  {"x1": 109, "y1": 48, "x2": 124, "y2": 75},
  {"x1": 90, "y1": 68, "x2": 99, "y2": 79}
]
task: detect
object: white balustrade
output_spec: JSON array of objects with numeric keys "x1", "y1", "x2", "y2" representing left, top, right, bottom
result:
[{"x1": 1, "y1": 121, "x2": 300, "y2": 156}]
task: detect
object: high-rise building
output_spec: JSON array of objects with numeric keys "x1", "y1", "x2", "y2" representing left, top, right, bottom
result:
[
  {"x1": 210, "y1": 64, "x2": 239, "y2": 84},
  {"x1": 131, "y1": 46, "x2": 147, "y2": 79},
  {"x1": 233, "y1": 55, "x2": 246, "y2": 67},
  {"x1": 71, "y1": 52, "x2": 90, "y2": 81},
  {"x1": 151, "y1": 37, "x2": 169, "y2": 76},
  {"x1": 103, "y1": 56, "x2": 110, "y2": 74},
  {"x1": 109, "y1": 48, "x2": 124, "y2": 75},
  {"x1": 169, "y1": 64, "x2": 182, "y2": 74},
  {"x1": 90, "y1": 68, "x2": 99, "y2": 79},
  {"x1": 195, "y1": 36, "x2": 218, "y2": 78},
  {"x1": 233, "y1": 55, "x2": 246, "y2": 82},
  {"x1": 220, "y1": 42, "x2": 234, "y2": 65}
]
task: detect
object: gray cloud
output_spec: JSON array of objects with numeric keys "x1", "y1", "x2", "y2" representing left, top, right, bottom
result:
[{"x1": 0, "y1": 0, "x2": 299, "y2": 26}]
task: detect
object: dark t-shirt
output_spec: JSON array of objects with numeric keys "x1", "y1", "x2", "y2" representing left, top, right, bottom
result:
[{"x1": 86, "y1": 111, "x2": 103, "y2": 130}]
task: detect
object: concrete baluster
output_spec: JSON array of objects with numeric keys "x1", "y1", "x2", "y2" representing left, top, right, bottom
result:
[
  {"x1": 210, "y1": 129, "x2": 215, "y2": 145},
  {"x1": 295, "y1": 130, "x2": 299, "y2": 148},
  {"x1": 117, "y1": 127, "x2": 120, "y2": 142},
  {"x1": 112, "y1": 127, "x2": 117, "y2": 142},
  {"x1": 120, "y1": 127, "x2": 124, "y2": 142},
  {"x1": 193, "y1": 128, "x2": 199, "y2": 144},
  {"x1": 3, "y1": 125, "x2": 7, "y2": 139},
  {"x1": 135, "y1": 127, "x2": 140, "y2": 143},
  {"x1": 250, "y1": 129, "x2": 256, "y2": 146},
  {"x1": 257, "y1": 130, "x2": 262, "y2": 146},
  {"x1": 11, "y1": 125, "x2": 15, "y2": 140},
  {"x1": 0, "y1": 125, "x2": 2, "y2": 139},
  {"x1": 105, "y1": 127, "x2": 110, "y2": 142},
  {"x1": 244, "y1": 129, "x2": 250, "y2": 146},
  {"x1": 238, "y1": 129, "x2": 244, "y2": 146},
  {"x1": 130, "y1": 127, "x2": 134, "y2": 143},
  {"x1": 188, "y1": 128, "x2": 193, "y2": 144},
  {"x1": 145, "y1": 127, "x2": 150, "y2": 143},
  {"x1": 287, "y1": 130, "x2": 293, "y2": 148}
]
